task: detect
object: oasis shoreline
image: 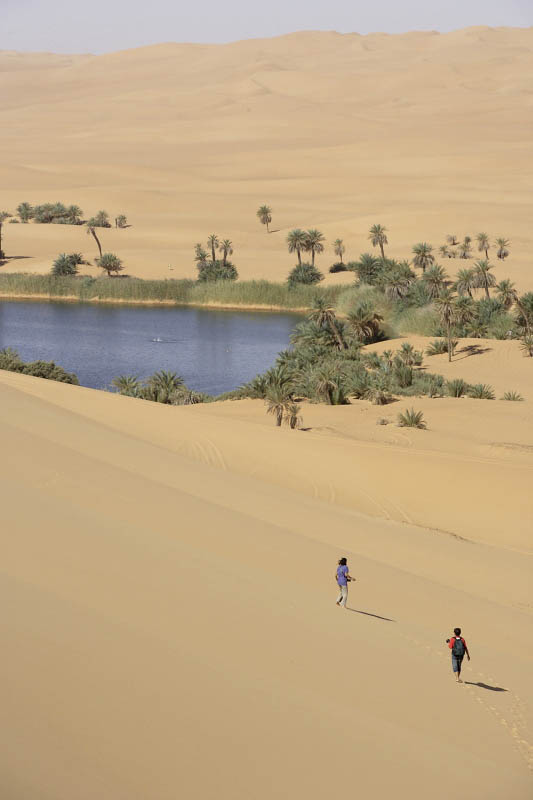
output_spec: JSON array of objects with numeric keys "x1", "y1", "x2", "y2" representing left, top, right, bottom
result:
[
  {"x1": 0, "y1": 292, "x2": 309, "y2": 313},
  {"x1": 0, "y1": 275, "x2": 340, "y2": 313}
]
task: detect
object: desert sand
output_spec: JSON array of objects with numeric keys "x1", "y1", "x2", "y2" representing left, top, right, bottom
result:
[
  {"x1": 1, "y1": 27, "x2": 532, "y2": 798},
  {"x1": 1, "y1": 27, "x2": 533, "y2": 291},
  {"x1": 1, "y1": 335, "x2": 532, "y2": 798}
]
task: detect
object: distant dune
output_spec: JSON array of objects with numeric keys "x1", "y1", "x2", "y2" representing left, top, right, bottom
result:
[{"x1": 0, "y1": 27, "x2": 532, "y2": 288}]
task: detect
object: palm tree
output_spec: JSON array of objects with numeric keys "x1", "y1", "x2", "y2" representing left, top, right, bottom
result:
[
  {"x1": 458, "y1": 236, "x2": 472, "y2": 259},
  {"x1": 256, "y1": 204, "x2": 272, "y2": 232},
  {"x1": 496, "y1": 279, "x2": 517, "y2": 310},
  {"x1": 284, "y1": 403, "x2": 302, "y2": 429},
  {"x1": 496, "y1": 237, "x2": 510, "y2": 260},
  {"x1": 0, "y1": 211, "x2": 10, "y2": 258},
  {"x1": 434, "y1": 288, "x2": 457, "y2": 362},
  {"x1": 439, "y1": 245, "x2": 451, "y2": 258},
  {"x1": 194, "y1": 243, "x2": 208, "y2": 263},
  {"x1": 446, "y1": 235, "x2": 459, "y2": 246},
  {"x1": 312, "y1": 365, "x2": 342, "y2": 405},
  {"x1": 265, "y1": 385, "x2": 292, "y2": 426},
  {"x1": 207, "y1": 234, "x2": 220, "y2": 262},
  {"x1": 97, "y1": 252, "x2": 123, "y2": 276},
  {"x1": 412, "y1": 242, "x2": 434, "y2": 273},
  {"x1": 346, "y1": 303, "x2": 383, "y2": 343},
  {"x1": 476, "y1": 232, "x2": 490, "y2": 260},
  {"x1": 86, "y1": 220, "x2": 103, "y2": 258},
  {"x1": 52, "y1": 253, "x2": 79, "y2": 276},
  {"x1": 218, "y1": 239, "x2": 233, "y2": 266},
  {"x1": 333, "y1": 238, "x2": 345, "y2": 264},
  {"x1": 454, "y1": 296, "x2": 475, "y2": 329},
  {"x1": 16, "y1": 202, "x2": 33, "y2": 223},
  {"x1": 111, "y1": 375, "x2": 140, "y2": 396},
  {"x1": 422, "y1": 264, "x2": 448, "y2": 299},
  {"x1": 286, "y1": 229, "x2": 307, "y2": 265},
  {"x1": 454, "y1": 268, "x2": 476, "y2": 299},
  {"x1": 473, "y1": 259, "x2": 496, "y2": 299},
  {"x1": 308, "y1": 297, "x2": 346, "y2": 350},
  {"x1": 66, "y1": 205, "x2": 83, "y2": 225},
  {"x1": 383, "y1": 263, "x2": 414, "y2": 300},
  {"x1": 368, "y1": 224, "x2": 388, "y2": 259},
  {"x1": 93, "y1": 210, "x2": 110, "y2": 228},
  {"x1": 304, "y1": 229, "x2": 325, "y2": 266},
  {"x1": 115, "y1": 214, "x2": 128, "y2": 228},
  {"x1": 353, "y1": 252, "x2": 380, "y2": 284},
  {"x1": 147, "y1": 371, "x2": 185, "y2": 403}
]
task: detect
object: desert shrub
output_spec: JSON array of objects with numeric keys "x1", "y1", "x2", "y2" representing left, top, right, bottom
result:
[
  {"x1": 329, "y1": 262, "x2": 348, "y2": 273},
  {"x1": 502, "y1": 391, "x2": 524, "y2": 401},
  {"x1": 393, "y1": 305, "x2": 440, "y2": 337},
  {"x1": 376, "y1": 417, "x2": 390, "y2": 425},
  {"x1": 197, "y1": 260, "x2": 238, "y2": 282},
  {"x1": 468, "y1": 383, "x2": 495, "y2": 400},
  {"x1": 397, "y1": 408, "x2": 427, "y2": 429},
  {"x1": 447, "y1": 378, "x2": 470, "y2": 397},
  {"x1": 52, "y1": 252, "x2": 83, "y2": 276},
  {"x1": 23, "y1": 360, "x2": 78, "y2": 383},
  {"x1": 393, "y1": 363, "x2": 414, "y2": 388},
  {"x1": 97, "y1": 253, "x2": 124, "y2": 277},
  {"x1": 287, "y1": 262, "x2": 323, "y2": 288},
  {"x1": 426, "y1": 339, "x2": 448, "y2": 356},
  {"x1": 520, "y1": 335, "x2": 533, "y2": 357}
]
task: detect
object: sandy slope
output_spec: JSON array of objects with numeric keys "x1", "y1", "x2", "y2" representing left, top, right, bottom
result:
[
  {"x1": 1, "y1": 27, "x2": 532, "y2": 291},
  {"x1": 1, "y1": 367, "x2": 532, "y2": 798}
]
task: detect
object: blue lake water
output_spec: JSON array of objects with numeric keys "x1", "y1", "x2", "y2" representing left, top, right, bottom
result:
[{"x1": 0, "y1": 301, "x2": 300, "y2": 394}]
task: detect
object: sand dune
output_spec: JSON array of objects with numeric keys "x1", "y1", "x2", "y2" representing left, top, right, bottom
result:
[
  {"x1": 1, "y1": 367, "x2": 532, "y2": 798},
  {"x1": 1, "y1": 27, "x2": 532, "y2": 289}
]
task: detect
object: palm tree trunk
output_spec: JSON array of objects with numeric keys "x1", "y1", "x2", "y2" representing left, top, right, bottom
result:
[
  {"x1": 211, "y1": 245, "x2": 216, "y2": 262},
  {"x1": 468, "y1": 289, "x2": 473, "y2": 299},
  {"x1": 276, "y1": 408, "x2": 282, "y2": 426},
  {"x1": 485, "y1": 248, "x2": 489, "y2": 259},
  {"x1": 311, "y1": 249, "x2": 315, "y2": 267},
  {"x1": 484, "y1": 283, "x2": 490, "y2": 300},
  {"x1": 266, "y1": 221, "x2": 270, "y2": 233},
  {"x1": 297, "y1": 249, "x2": 301, "y2": 266},
  {"x1": 447, "y1": 323, "x2": 452, "y2": 363},
  {"x1": 380, "y1": 243, "x2": 385, "y2": 259},
  {"x1": 91, "y1": 229, "x2": 102, "y2": 258},
  {"x1": 329, "y1": 321, "x2": 346, "y2": 350}
]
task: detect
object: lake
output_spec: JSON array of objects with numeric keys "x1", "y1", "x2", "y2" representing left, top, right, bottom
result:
[{"x1": 0, "y1": 301, "x2": 300, "y2": 394}]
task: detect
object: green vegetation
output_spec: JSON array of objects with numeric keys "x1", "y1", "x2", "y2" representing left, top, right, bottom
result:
[
  {"x1": 0, "y1": 211, "x2": 10, "y2": 258},
  {"x1": 17, "y1": 202, "x2": 33, "y2": 223},
  {"x1": 195, "y1": 235, "x2": 238, "y2": 282},
  {"x1": 0, "y1": 347, "x2": 78, "y2": 384},
  {"x1": 286, "y1": 229, "x2": 307, "y2": 266},
  {"x1": 256, "y1": 205, "x2": 272, "y2": 233},
  {"x1": 468, "y1": 383, "x2": 495, "y2": 400},
  {"x1": 368, "y1": 224, "x2": 388, "y2": 259},
  {"x1": 287, "y1": 262, "x2": 323, "y2": 288},
  {"x1": 397, "y1": 408, "x2": 426, "y2": 429},
  {"x1": 502, "y1": 391, "x2": 524, "y2": 401},
  {"x1": 115, "y1": 215, "x2": 128, "y2": 228},
  {"x1": 446, "y1": 379, "x2": 469, "y2": 397},
  {"x1": 97, "y1": 253, "x2": 124, "y2": 277},
  {"x1": 112, "y1": 370, "x2": 208, "y2": 405},
  {"x1": 52, "y1": 252, "x2": 85, "y2": 276}
]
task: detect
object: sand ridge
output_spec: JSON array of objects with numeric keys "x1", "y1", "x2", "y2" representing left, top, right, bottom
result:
[{"x1": 1, "y1": 367, "x2": 532, "y2": 798}]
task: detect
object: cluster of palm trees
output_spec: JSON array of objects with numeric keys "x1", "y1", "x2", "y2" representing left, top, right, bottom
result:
[
  {"x1": 194, "y1": 235, "x2": 238, "y2": 282},
  {"x1": 112, "y1": 371, "x2": 208, "y2": 404},
  {"x1": 286, "y1": 229, "x2": 326, "y2": 266},
  {"x1": 439, "y1": 233, "x2": 510, "y2": 261}
]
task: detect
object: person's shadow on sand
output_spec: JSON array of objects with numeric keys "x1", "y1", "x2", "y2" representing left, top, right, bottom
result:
[
  {"x1": 465, "y1": 681, "x2": 507, "y2": 692},
  {"x1": 347, "y1": 608, "x2": 395, "y2": 622}
]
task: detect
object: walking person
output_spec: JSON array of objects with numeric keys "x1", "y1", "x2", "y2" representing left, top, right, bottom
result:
[
  {"x1": 335, "y1": 557, "x2": 355, "y2": 608},
  {"x1": 446, "y1": 627, "x2": 470, "y2": 683}
]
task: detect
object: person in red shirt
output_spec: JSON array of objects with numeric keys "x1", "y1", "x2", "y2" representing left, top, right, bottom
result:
[{"x1": 446, "y1": 627, "x2": 471, "y2": 682}]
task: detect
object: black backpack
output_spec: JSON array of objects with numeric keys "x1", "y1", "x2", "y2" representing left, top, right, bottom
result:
[{"x1": 452, "y1": 637, "x2": 465, "y2": 657}]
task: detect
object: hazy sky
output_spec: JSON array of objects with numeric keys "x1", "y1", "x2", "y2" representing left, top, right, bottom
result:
[{"x1": 3, "y1": 0, "x2": 533, "y2": 53}]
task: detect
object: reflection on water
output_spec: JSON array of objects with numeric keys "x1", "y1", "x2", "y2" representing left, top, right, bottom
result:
[{"x1": 0, "y1": 301, "x2": 300, "y2": 395}]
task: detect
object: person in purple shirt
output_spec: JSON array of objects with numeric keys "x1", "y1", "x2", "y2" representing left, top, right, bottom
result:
[{"x1": 335, "y1": 557, "x2": 355, "y2": 608}]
